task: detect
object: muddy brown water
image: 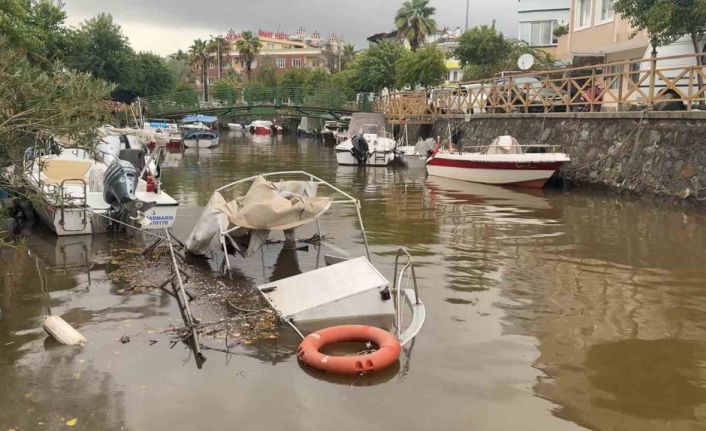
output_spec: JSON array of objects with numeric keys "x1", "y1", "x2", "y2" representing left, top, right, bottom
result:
[{"x1": 2, "y1": 132, "x2": 706, "y2": 430}]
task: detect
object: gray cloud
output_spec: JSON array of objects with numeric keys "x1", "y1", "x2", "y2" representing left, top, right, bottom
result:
[{"x1": 64, "y1": 0, "x2": 518, "y2": 55}]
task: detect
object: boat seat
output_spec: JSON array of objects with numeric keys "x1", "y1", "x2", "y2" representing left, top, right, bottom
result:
[{"x1": 40, "y1": 158, "x2": 93, "y2": 185}]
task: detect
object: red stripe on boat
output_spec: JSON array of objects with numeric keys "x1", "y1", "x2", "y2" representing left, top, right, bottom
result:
[{"x1": 427, "y1": 157, "x2": 565, "y2": 171}]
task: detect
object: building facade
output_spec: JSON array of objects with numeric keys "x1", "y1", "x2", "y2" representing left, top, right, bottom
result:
[
  {"x1": 196, "y1": 29, "x2": 343, "y2": 88},
  {"x1": 557, "y1": 0, "x2": 649, "y2": 63},
  {"x1": 517, "y1": 0, "x2": 571, "y2": 58}
]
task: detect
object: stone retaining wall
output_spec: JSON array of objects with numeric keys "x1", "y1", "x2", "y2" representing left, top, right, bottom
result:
[{"x1": 428, "y1": 112, "x2": 706, "y2": 202}]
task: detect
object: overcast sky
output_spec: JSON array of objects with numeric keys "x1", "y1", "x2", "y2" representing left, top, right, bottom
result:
[{"x1": 63, "y1": 0, "x2": 518, "y2": 56}]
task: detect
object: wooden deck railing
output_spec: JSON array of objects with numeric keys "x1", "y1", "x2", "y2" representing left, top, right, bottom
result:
[{"x1": 377, "y1": 52, "x2": 706, "y2": 122}]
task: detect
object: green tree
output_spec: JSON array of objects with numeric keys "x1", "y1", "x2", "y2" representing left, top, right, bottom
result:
[
  {"x1": 0, "y1": 0, "x2": 71, "y2": 65},
  {"x1": 235, "y1": 30, "x2": 262, "y2": 81},
  {"x1": 348, "y1": 40, "x2": 405, "y2": 92},
  {"x1": 188, "y1": 38, "x2": 209, "y2": 101},
  {"x1": 395, "y1": 44, "x2": 447, "y2": 88},
  {"x1": 394, "y1": 0, "x2": 437, "y2": 51},
  {"x1": 253, "y1": 56, "x2": 278, "y2": 86},
  {"x1": 207, "y1": 35, "x2": 230, "y2": 80},
  {"x1": 66, "y1": 13, "x2": 135, "y2": 90},
  {"x1": 455, "y1": 25, "x2": 510, "y2": 67},
  {"x1": 279, "y1": 68, "x2": 311, "y2": 88},
  {"x1": 614, "y1": 0, "x2": 706, "y2": 93},
  {"x1": 341, "y1": 43, "x2": 356, "y2": 70},
  {"x1": 131, "y1": 52, "x2": 175, "y2": 96},
  {"x1": 210, "y1": 78, "x2": 238, "y2": 104}
]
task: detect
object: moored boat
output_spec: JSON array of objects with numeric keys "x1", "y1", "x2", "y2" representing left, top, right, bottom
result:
[
  {"x1": 22, "y1": 136, "x2": 178, "y2": 236},
  {"x1": 251, "y1": 120, "x2": 273, "y2": 135},
  {"x1": 426, "y1": 136, "x2": 570, "y2": 188},
  {"x1": 183, "y1": 130, "x2": 219, "y2": 148},
  {"x1": 227, "y1": 122, "x2": 243, "y2": 131},
  {"x1": 335, "y1": 113, "x2": 398, "y2": 166}
]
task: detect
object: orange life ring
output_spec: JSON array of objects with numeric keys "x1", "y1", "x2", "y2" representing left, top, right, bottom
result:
[{"x1": 297, "y1": 325, "x2": 401, "y2": 375}]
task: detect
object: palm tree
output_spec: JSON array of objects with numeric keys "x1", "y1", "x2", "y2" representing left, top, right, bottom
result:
[
  {"x1": 188, "y1": 38, "x2": 209, "y2": 101},
  {"x1": 341, "y1": 43, "x2": 356, "y2": 70},
  {"x1": 208, "y1": 35, "x2": 231, "y2": 80},
  {"x1": 235, "y1": 31, "x2": 262, "y2": 82},
  {"x1": 394, "y1": 0, "x2": 437, "y2": 51}
]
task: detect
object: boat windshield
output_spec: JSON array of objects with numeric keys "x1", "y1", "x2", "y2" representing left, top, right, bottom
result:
[{"x1": 359, "y1": 124, "x2": 380, "y2": 135}]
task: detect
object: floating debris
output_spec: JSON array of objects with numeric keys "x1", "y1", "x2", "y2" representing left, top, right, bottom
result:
[{"x1": 43, "y1": 316, "x2": 86, "y2": 346}]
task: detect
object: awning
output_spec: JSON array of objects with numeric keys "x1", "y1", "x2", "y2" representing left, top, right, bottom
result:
[{"x1": 182, "y1": 114, "x2": 218, "y2": 123}]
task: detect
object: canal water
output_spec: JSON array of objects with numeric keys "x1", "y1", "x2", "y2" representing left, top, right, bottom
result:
[{"x1": 2, "y1": 131, "x2": 706, "y2": 430}]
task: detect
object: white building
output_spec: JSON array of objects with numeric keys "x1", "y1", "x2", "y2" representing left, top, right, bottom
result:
[{"x1": 518, "y1": 0, "x2": 570, "y2": 58}]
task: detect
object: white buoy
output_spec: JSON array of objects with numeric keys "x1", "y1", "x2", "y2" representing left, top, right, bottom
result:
[{"x1": 42, "y1": 315, "x2": 86, "y2": 346}]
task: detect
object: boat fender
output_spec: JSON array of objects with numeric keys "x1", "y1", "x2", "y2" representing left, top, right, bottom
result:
[
  {"x1": 43, "y1": 315, "x2": 86, "y2": 346},
  {"x1": 297, "y1": 325, "x2": 400, "y2": 375}
]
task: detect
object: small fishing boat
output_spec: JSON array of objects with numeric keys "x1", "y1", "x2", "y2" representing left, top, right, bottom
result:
[
  {"x1": 426, "y1": 136, "x2": 570, "y2": 188},
  {"x1": 250, "y1": 120, "x2": 273, "y2": 135},
  {"x1": 335, "y1": 113, "x2": 398, "y2": 166},
  {"x1": 321, "y1": 120, "x2": 341, "y2": 144},
  {"x1": 397, "y1": 138, "x2": 437, "y2": 168},
  {"x1": 180, "y1": 114, "x2": 218, "y2": 133},
  {"x1": 183, "y1": 130, "x2": 219, "y2": 148},
  {"x1": 22, "y1": 135, "x2": 178, "y2": 236},
  {"x1": 143, "y1": 118, "x2": 182, "y2": 145},
  {"x1": 184, "y1": 171, "x2": 425, "y2": 346}
]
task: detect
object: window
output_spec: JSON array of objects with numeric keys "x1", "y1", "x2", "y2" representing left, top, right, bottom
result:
[
  {"x1": 607, "y1": 64, "x2": 622, "y2": 90},
  {"x1": 207, "y1": 77, "x2": 215, "y2": 85},
  {"x1": 519, "y1": 21, "x2": 558, "y2": 46},
  {"x1": 629, "y1": 61, "x2": 641, "y2": 84},
  {"x1": 292, "y1": 58, "x2": 302, "y2": 68},
  {"x1": 575, "y1": 0, "x2": 592, "y2": 28},
  {"x1": 276, "y1": 58, "x2": 285, "y2": 68},
  {"x1": 597, "y1": 0, "x2": 614, "y2": 23}
]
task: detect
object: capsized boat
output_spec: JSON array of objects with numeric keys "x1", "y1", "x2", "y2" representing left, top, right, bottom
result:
[
  {"x1": 184, "y1": 171, "x2": 425, "y2": 346},
  {"x1": 335, "y1": 113, "x2": 398, "y2": 166},
  {"x1": 22, "y1": 135, "x2": 178, "y2": 236},
  {"x1": 183, "y1": 130, "x2": 219, "y2": 148},
  {"x1": 426, "y1": 136, "x2": 570, "y2": 188}
]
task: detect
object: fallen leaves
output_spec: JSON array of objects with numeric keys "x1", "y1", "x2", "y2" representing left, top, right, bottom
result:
[{"x1": 65, "y1": 417, "x2": 77, "y2": 427}]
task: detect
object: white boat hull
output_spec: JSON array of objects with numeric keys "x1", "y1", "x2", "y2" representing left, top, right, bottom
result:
[
  {"x1": 336, "y1": 150, "x2": 397, "y2": 166},
  {"x1": 426, "y1": 164, "x2": 559, "y2": 188},
  {"x1": 183, "y1": 137, "x2": 219, "y2": 148},
  {"x1": 227, "y1": 123, "x2": 243, "y2": 130}
]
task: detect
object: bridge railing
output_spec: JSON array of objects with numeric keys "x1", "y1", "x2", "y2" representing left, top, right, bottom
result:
[
  {"x1": 144, "y1": 86, "x2": 370, "y2": 117},
  {"x1": 377, "y1": 51, "x2": 706, "y2": 122}
]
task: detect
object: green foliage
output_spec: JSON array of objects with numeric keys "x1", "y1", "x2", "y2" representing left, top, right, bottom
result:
[
  {"x1": 553, "y1": 24, "x2": 568, "y2": 38},
  {"x1": 457, "y1": 26, "x2": 559, "y2": 80},
  {"x1": 210, "y1": 79, "x2": 238, "y2": 103},
  {"x1": 395, "y1": 44, "x2": 446, "y2": 88},
  {"x1": 614, "y1": 0, "x2": 706, "y2": 49},
  {"x1": 188, "y1": 38, "x2": 209, "y2": 99},
  {"x1": 0, "y1": 41, "x2": 113, "y2": 163},
  {"x1": 0, "y1": 0, "x2": 70, "y2": 65},
  {"x1": 279, "y1": 68, "x2": 310, "y2": 88},
  {"x1": 235, "y1": 31, "x2": 262, "y2": 80},
  {"x1": 207, "y1": 35, "x2": 230, "y2": 78},
  {"x1": 347, "y1": 40, "x2": 405, "y2": 92},
  {"x1": 253, "y1": 57, "x2": 278, "y2": 86},
  {"x1": 455, "y1": 25, "x2": 510, "y2": 67},
  {"x1": 130, "y1": 52, "x2": 175, "y2": 96},
  {"x1": 394, "y1": 0, "x2": 437, "y2": 51}
]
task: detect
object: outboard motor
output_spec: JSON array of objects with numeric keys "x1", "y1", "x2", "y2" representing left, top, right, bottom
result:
[
  {"x1": 103, "y1": 160, "x2": 138, "y2": 219},
  {"x1": 351, "y1": 133, "x2": 369, "y2": 165}
]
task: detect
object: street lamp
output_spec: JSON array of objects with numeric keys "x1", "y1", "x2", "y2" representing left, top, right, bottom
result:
[{"x1": 465, "y1": 0, "x2": 469, "y2": 31}]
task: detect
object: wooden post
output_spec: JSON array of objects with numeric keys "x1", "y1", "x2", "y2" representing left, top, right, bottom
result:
[
  {"x1": 648, "y1": 44, "x2": 658, "y2": 110},
  {"x1": 590, "y1": 68, "x2": 596, "y2": 112},
  {"x1": 617, "y1": 66, "x2": 624, "y2": 112}
]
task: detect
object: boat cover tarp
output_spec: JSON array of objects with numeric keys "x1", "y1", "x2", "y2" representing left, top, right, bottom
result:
[
  {"x1": 182, "y1": 114, "x2": 218, "y2": 123},
  {"x1": 484, "y1": 136, "x2": 522, "y2": 155},
  {"x1": 298, "y1": 117, "x2": 318, "y2": 133},
  {"x1": 185, "y1": 176, "x2": 332, "y2": 256},
  {"x1": 348, "y1": 113, "x2": 386, "y2": 136}
]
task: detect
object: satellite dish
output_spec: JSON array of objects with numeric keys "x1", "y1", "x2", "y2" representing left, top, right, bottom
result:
[{"x1": 518, "y1": 54, "x2": 535, "y2": 71}]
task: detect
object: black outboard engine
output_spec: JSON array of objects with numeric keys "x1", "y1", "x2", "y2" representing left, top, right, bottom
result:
[
  {"x1": 103, "y1": 160, "x2": 138, "y2": 224},
  {"x1": 351, "y1": 133, "x2": 369, "y2": 165}
]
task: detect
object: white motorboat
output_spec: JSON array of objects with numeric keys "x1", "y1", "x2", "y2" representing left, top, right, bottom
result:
[
  {"x1": 426, "y1": 136, "x2": 570, "y2": 188},
  {"x1": 397, "y1": 138, "x2": 437, "y2": 168},
  {"x1": 335, "y1": 113, "x2": 398, "y2": 166},
  {"x1": 22, "y1": 136, "x2": 178, "y2": 236},
  {"x1": 183, "y1": 130, "x2": 219, "y2": 148},
  {"x1": 184, "y1": 171, "x2": 425, "y2": 346},
  {"x1": 227, "y1": 122, "x2": 244, "y2": 131}
]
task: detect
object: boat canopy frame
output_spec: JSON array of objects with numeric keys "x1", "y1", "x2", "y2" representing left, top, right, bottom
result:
[{"x1": 215, "y1": 171, "x2": 371, "y2": 271}]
